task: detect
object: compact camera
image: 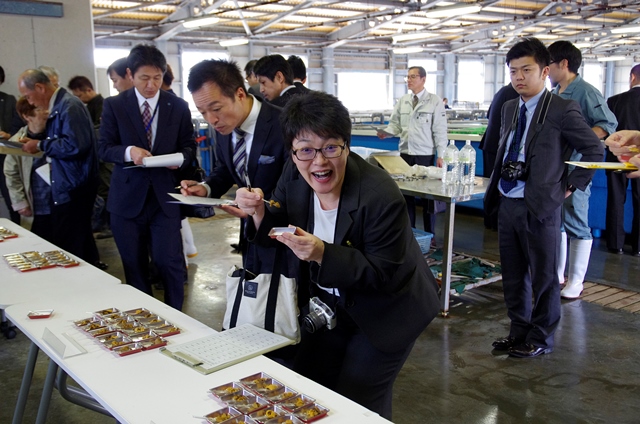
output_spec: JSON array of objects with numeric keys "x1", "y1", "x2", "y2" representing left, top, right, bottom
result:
[
  {"x1": 501, "y1": 161, "x2": 528, "y2": 182},
  {"x1": 303, "y1": 297, "x2": 337, "y2": 333}
]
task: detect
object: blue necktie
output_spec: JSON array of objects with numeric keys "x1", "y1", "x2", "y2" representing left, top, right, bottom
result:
[
  {"x1": 232, "y1": 128, "x2": 247, "y2": 181},
  {"x1": 500, "y1": 104, "x2": 527, "y2": 193}
]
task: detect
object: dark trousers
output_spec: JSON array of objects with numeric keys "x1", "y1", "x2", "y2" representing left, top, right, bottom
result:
[
  {"x1": 293, "y1": 292, "x2": 413, "y2": 421},
  {"x1": 111, "y1": 192, "x2": 186, "y2": 310},
  {"x1": 605, "y1": 150, "x2": 640, "y2": 251},
  {"x1": 400, "y1": 153, "x2": 437, "y2": 235},
  {"x1": 31, "y1": 183, "x2": 99, "y2": 265},
  {"x1": 482, "y1": 151, "x2": 499, "y2": 229},
  {"x1": 498, "y1": 197, "x2": 561, "y2": 349},
  {"x1": 0, "y1": 154, "x2": 20, "y2": 224}
]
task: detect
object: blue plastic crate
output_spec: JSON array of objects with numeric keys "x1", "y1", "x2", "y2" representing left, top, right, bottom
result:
[{"x1": 412, "y1": 228, "x2": 433, "y2": 254}]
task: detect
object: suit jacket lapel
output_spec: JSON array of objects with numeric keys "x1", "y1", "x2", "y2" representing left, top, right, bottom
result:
[
  {"x1": 334, "y1": 156, "x2": 359, "y2": 245},
  {"x1": 247, "y1": 102, "x2": 272, "y2": 184},
  {"x1": 125, "y1": 90, "x2": 148, "y2": 148}
]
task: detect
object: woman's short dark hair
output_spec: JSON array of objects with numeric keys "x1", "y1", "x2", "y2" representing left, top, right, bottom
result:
[
  {"x1": 107, "y1": 58, "x2": 128, "y2": 78},
  {"x1": 280, "y1": 91, "x2": 351, "y2": 150},
  {"x1": 187, "y1": 59, "x2": 246, "y2": 99},
  {"x1": 506, "y1": 37, "x2": 551, "y2": 69},
  {"x1": 127, "y1": 44, "x2": 167, "y2": 76}
]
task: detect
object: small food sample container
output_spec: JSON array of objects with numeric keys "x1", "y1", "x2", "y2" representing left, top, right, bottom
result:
[
  {"x1": 28, "y1": 309, "x2": 54, "y2": 319},
  {"x1": 112, "y1": 342, "x2": 143, "y2": 356},
  {"x1": 279, "y1": 395, "x2": 315, "y2": 412},
  {"x1": 97, "y1": 331, "x2": 128, "y2": 344},
  {"x1": 262, "y1": 387, "x2": 298, "y2": 404},
  {"x1": 123, "y1": 307, "x2": 153, "y2": 318},
  {"x1": 138, "y1": 315, "x2": 166, "y2": 326},
  {"x1": 139, "y1": 337, "x2": 167, "y2": 350},
  {"x1": 249, "y1": 405, "x2": 287, "y2": 423},
  {"x1": 102, "y1": 335, "x2": 134, "y2": 350},
  {"x1": 94, "y1": 308, "x2": 120, "y2": 317},
  {"x1": 128, "y1": 329, "x2": 158, "y2": 342},
  {"x1": 203, "y1": 406, "x2": 241, "y2": 423},
  {"x1": 240, "y1": 373, "x2": 283, "y2": 395},
  {"x1": 209, "y1": 382, "x2": 246, "y2": 398},
  {"x1": 152, "y1": 324, "x2": 180, "y2": 336},
  {"x1": 233, "y1": 395, "x2": 269, "y2": 415},
  {"x1": 219, "y1": 416, "x2": 260, "y2": 424},
  {"x1": 74, "y1": 316, "x2": 101, "y2": 327},
  {"x1": 88, "y1": 325, "x2": 117, "y2": 337},
  {"x1": 292, "y1": 403, "x2": 329, "y2": 423}
]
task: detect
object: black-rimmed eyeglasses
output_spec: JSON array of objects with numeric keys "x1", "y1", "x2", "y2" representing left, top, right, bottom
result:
[{"x1": 292, "y1": 144, "x2": 346, "y2": 161}]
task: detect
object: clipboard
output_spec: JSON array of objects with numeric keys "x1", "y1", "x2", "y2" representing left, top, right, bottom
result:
[{"x1": 566, "y1": 161, "x2": 638, "y2": 171}]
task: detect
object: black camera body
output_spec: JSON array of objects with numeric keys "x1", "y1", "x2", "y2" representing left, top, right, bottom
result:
[{"x1": 501, "y1": 161, "x2": 528, "y2": 182}]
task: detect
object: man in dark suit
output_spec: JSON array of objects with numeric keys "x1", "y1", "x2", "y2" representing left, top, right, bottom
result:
[
  {"x1": 243, "y1": 60, "x2": 263, "y2": 100},
  {"x1": 479, "y1": 83, "x2": 519, "y2": 229},
  {"x1": 253, "y1": 55, "x2": 303, "y2": 108},
  {"x1": 606, "y1": 64, "x2": 640, "y2": 257},
  {"x1": 180, "y1": 59, "x2": 288, "y2": 271},
  {"x1": 287, "y1": 55, "x2": 310, "y2": 93},
  {"x1": 99, "y1": 44, "x2": 196, "y2": 311},
  {"x1": 484, "y1": 38, "x2": 603, "y2": 358}
]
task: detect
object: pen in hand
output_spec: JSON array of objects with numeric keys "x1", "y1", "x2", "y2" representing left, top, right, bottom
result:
[{"x1": 175, "y1": 181, "x2": 205, "y2": 190}]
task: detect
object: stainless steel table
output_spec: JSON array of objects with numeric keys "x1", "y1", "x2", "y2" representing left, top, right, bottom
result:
[{"x1": 396, "y1": 177, "x2": 490, "y2": 316}]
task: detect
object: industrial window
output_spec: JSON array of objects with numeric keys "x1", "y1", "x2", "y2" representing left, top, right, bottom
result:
[
  {"x1": 582, "y1": 62, "x2": 604, "y2": 94},
  {"x1": 457, "y1": 59, "x2": 484, "y2": 105},
  {"x1": 336, "y1": 72, "x2": 391, "y2": 111}
]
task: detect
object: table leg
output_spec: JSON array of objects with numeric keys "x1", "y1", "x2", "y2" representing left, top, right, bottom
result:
[
  {"x1": 12, "y1": 342, "x2": 39, "y2": 424},
  {"x1": 440, "y1": 202, "x2": 456, "y2": 317},
  {"x1": 35, "y1": 359, "x2": 59, "y2": 424}
]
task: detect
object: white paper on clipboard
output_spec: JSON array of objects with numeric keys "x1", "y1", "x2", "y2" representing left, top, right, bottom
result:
[{"x1": 166, "y1": 193, "x2": 235, "y2": 206}]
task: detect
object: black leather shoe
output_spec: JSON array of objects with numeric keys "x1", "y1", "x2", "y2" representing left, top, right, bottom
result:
[
  {"x1": 508, "y1": 342, "x2": 552, "y2": 358},
  {"x1": 631, "y1": 251, "x2": 640, "y2": 257},
  {"x1": 608, "y1": 248, "x2": 624, "y2": 254},
  {"x1": 492, "y1": 336, "x2": 522, "y2": 351}
]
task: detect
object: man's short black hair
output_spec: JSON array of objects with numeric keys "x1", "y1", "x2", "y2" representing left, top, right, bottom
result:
[
  {"x1": 187, "y1": 59, "x2": 246, "y2": 99},
  {"x1": 68, "y1": 76, "x2": 94, "y2": 91},
  {"x1": 244, "y1": 60, "x2": 257, "y2": 76},
  {"x1": 107, "y1": 58, "x2": 128, "y2": 78},
  {"x1": 287, "y1": 55, "x2": 306, "y2": 80},
  {"x1": 506, "y1": 37, "x2": 551, "y2": 70},
  {"x1": 127, "y1": 44, "x2": 167, "y2": 76},
  {"x1": 0, "y1": 66, "x2": 5, "y2": 84},
  {"x1": 548, "y1": 40, "x2": 582, "y2": 74},
  {"x1": 632, "y1": 64, "x2": 640, "y2": 80},
  {"x1": 253, "y1": 55, "x2": 294, "y2": 84},
  {"x1": 280, "y1": 91, "x2": 351, "y2": 151}
]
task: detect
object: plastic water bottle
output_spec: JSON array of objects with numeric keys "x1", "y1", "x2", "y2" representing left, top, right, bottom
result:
[
  {"x1": 459, "y1": 140, "x2": 476, "y2": 184},
  {"x1": 442, "y1": 140, "x2": 460, "y2": 184}
]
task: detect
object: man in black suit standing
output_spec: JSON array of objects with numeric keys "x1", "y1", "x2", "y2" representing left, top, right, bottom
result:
[
  {"x1": 605, "y1": 64, "x2": 640, "y2": 257},
  {"x1": 180, "y1": 59, "x2": 288, "y2": 271},
  {"x1": 253, "y1": 55, "x2": 303, "y2": 108},
  {"x1": 287, "y1": 55, "x2": 310, "y2": 93},
  {"x1": 99, "y1": 44, "x2": 196, "y2": 311},
  {"x1": 484, "y1": 38, "x2": 603, "y2": 358}
]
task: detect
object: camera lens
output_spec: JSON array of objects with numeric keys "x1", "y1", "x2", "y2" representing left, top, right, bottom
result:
[{"x1": 303, "y1": 309, "x2": 326, "y2": 333}]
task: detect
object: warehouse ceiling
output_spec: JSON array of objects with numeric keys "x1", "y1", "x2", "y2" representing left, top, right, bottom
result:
[{"x1": 92, "y1": 0, "x2": 640, "y2": 58}]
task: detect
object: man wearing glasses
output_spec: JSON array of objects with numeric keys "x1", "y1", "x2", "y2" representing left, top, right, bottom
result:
[{"x1": 378, "y1": 66, "x2": 448, "y2": 238}]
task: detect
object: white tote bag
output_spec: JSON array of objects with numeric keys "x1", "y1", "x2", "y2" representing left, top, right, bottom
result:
[{"x1": 223, "y1": 248, "x2": 300, "y2": 343}]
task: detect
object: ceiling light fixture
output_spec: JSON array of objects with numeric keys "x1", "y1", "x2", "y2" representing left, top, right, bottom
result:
[
  {"x1": 610, "y1": 25, "x2": 640, "y2": 34},
  {"x1": 573, "y1": 42, "x2": 591, "y2": 49},
  {"x1": 424, "y1": 4, "x2": 481, "y2": 19},
  {"x1": 219, "y1": 37, "x2": 249, "y2": 47},
  {"x1": 392, "y1": 46, "x2": 424, "y2": 54},
  {"x1": 597, "y1": 55, "x2": 625, "y2": 61},
  {"x1": 183, "y1": 16, "x2": 219, "y2": 29}
]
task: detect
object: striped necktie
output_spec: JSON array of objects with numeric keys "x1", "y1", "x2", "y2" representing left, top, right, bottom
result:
[
  {"x1": 412, "y1": 95, "x2": 419, "y2": 109},
  {"x1": 232, "y1": 128, "x2": 247, "y2": 180},
  {"x1": 142, "y1": 101, "x2": 152, "y2": 149}
]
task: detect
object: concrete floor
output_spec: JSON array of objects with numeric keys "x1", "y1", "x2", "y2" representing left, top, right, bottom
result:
[{"x1": 2, "y1": 207, "x2": 640, "y2": 424}]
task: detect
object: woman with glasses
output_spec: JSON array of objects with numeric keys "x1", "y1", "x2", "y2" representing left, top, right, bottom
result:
[{"x1": 235, "y1": 91, "x2": 440, "y2": 421}]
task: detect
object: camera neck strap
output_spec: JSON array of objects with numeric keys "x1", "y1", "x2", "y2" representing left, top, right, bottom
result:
[{"x1": 509, "y1": 90, "x2": 552, "y2": 162}]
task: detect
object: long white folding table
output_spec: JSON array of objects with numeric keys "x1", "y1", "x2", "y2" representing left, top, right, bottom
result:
[
  {"x1": 395, "y1": 177, "x2": 490, "y2": 316},
  {"x1": 2, "y1": 218, "x2": 390, "y2": 424}
]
